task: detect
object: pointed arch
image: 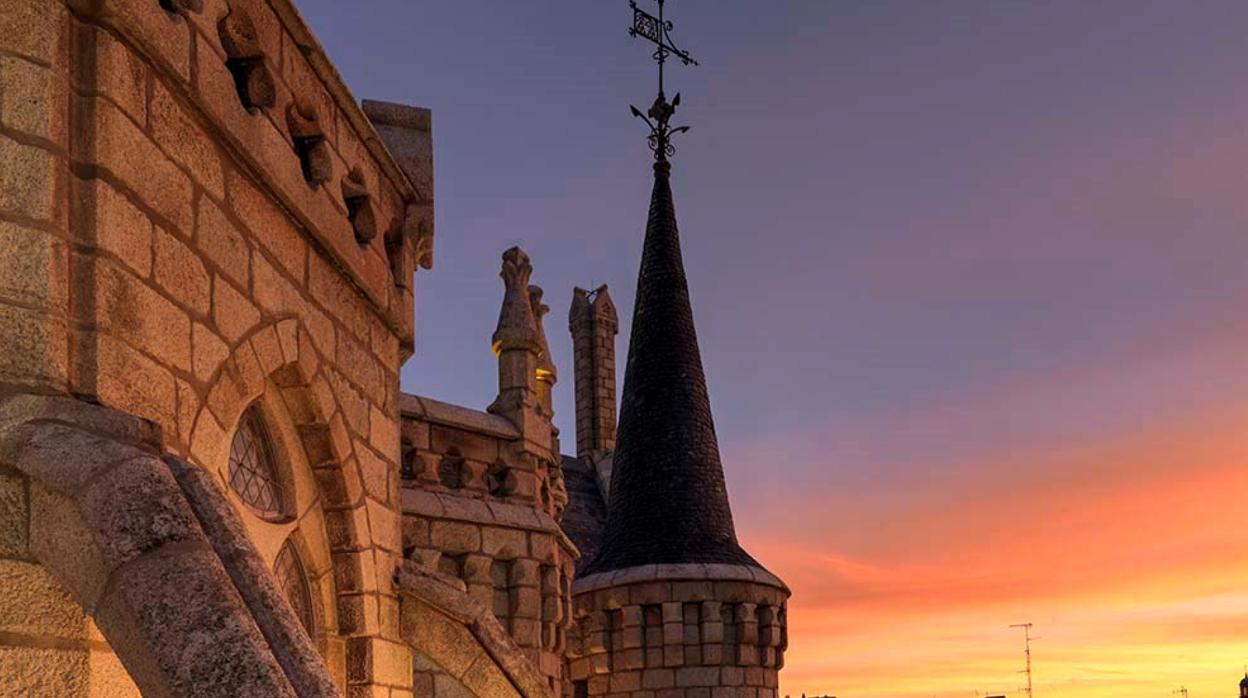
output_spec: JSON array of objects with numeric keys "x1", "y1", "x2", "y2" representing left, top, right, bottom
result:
[{"x1": 188, "y1": 316, "x2": 375, "y2": 688}]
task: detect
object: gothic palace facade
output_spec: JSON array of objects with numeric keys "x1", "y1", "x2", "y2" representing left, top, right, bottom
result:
[{"x1": 0, "y1": 0, "x2": 790, "y2": 696}]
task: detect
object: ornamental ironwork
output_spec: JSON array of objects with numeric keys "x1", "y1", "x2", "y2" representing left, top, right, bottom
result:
[{"x1": 628, "y1": 0, "x2": 698, "y2": 161}]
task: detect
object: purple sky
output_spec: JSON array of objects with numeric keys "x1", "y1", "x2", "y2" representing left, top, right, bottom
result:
[
  {"x1": 296, "y1": 0, "x2": 1248, "y2": 438},
  {"x1": 297, "y1": 3, "x2": 1248, "y2": 693}
]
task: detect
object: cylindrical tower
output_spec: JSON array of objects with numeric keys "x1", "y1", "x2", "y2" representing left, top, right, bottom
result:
[{"x1": 568, "y1": 157, "x2": 789, "y2": 698}]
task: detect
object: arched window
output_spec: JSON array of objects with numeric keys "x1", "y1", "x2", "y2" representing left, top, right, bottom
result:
[
  {"x1": 275, "y1": 538, "x2": 314, "y2": 635},
  {"x1": 228, "y1": 406, "x2": 285, "y2": 519}
]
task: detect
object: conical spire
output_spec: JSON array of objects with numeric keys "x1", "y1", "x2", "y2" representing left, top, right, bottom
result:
[{"x1": 582, "y1": 161, "x2": 759, "y2": 574}]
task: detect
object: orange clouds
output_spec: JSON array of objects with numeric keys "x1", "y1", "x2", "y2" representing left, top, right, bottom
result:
[{"x1": 731, "y1": 365, "x2": 1248, "y2": 698}]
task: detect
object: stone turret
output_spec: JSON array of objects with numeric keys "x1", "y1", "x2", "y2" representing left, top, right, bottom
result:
[
  {"x1": 568, "y1": 285, "x2": 619, "y2": 460},
  {"x1": 568, "y1": 161, "x2": 789, "y2": 698},
  {"x1": 489, "y1": 247, "x2": 553, "y2": 451},
  {"x1": 530, "y1": 285, "x2": 559, "y2": 426}
]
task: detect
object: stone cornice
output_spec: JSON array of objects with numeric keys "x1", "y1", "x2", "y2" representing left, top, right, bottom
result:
[
  {"x1": 399, "y1": 393, "x2": 520, "y2": 440},
  {"x1": 401, "y1": 488, "x2": 578, "y2": 556},
  {"x1": 572, "y1": 562, "x2": 790, "y2": 596}
]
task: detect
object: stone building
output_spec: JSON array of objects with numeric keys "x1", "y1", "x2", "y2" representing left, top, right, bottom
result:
[{"x1": 0, "y1": 1, "x2": 788, "y2": 697}]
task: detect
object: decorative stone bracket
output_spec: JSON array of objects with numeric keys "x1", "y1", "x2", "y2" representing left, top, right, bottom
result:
[{"x1": 218, "y1": 8, "x2": 277, "y2": 111}]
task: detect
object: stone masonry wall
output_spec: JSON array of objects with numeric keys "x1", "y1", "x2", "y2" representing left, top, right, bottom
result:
[
  {"x1": 568, "y1": 287, "x2": 618, "y2": 460},
  {"x1": 569, "y1": 568, "x2": 789, "y2": 698},
  {"x1": 401, "y1": 395, "x2": 578, "y2": 697},
  {"x1": 0, "y1": 0, "x2": 432, "y2": 694}
]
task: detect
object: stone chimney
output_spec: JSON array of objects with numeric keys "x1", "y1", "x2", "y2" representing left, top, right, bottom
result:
[{"x1": 568, "y1": 285, "x2": 618, "y2": 459}]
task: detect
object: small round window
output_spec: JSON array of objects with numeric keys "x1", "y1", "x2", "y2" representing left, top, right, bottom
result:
[
  {"x1": 275, "y1": 538, "x2": 315, "y2": 635},
  {"x1": 228, "y1": 407, "x2": 286, "y2": 519}
]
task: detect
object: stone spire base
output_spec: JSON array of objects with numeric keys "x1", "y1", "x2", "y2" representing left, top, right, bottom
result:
[{"x1": 568, "y1": 564, "x2": 789, "y2": 698}]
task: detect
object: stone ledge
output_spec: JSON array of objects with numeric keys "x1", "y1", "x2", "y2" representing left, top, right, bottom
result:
[
  {"x1": 401, "y1": 489, "x2": 578, "y2": 555},
  {"x1": 400, "y1": 393, "x2": 520, "y2": 439},
  {"x1": 0, "y1": 393, "x2": 162, "y2": 453},
  {"x1": 571, "y1": 563, "x2": 789, "y2": 596}
]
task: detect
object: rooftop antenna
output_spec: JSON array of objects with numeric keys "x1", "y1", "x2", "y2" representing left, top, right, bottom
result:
[
  {"x1": 1173, "y1": 688, "x2": 1189, "y2": 698},
  {"x1": 627, "y1": 0, "x2": 698, "y2": 162},
  {"x1": 1009, "y1": 623, "x2": 1037, "y2": 698}
]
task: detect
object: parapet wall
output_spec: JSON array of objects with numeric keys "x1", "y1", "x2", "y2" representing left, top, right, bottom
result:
[
  {"x1": 400, "y1": 393, "x2": 578, "y2": 695},
  {"x1": 88, "y1": 0, "x2": 429, "y2": 347},
  {"x1": 569, "y1": 565, "x2": 789, "y2": 698}
]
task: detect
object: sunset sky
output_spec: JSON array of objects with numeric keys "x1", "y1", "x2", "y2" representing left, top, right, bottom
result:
[{"x1": 298, "y1": 2, "x2": 1248, "y2": 696}]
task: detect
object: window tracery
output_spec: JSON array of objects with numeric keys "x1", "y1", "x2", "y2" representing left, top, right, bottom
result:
[{"x1": 228, "y1": 407, "x2": 285, "y2": 519}]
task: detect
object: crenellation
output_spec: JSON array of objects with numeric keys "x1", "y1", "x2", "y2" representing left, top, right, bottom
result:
[
  {"x1": 71, "y1": 0, "x2": 426, "y2": 360},
  {"x1": 342, "y1": 166, "x2": 377, "y2": 243},
  {"x1": 288, "y1": 99, "x2": 333, "y2": 186}
]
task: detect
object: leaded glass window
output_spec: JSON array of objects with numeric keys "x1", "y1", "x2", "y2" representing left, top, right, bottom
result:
[
  {"x1": 228, "y1": 407, "x2": 284, "y2": 518},
  {"x1": 275, "y1": 539, "x2": 314, "y2": 635}
]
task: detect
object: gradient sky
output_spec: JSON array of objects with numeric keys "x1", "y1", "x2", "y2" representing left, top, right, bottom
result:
[{"x1": 297, "y1": 2, "x2": 1248, "y2": 696}]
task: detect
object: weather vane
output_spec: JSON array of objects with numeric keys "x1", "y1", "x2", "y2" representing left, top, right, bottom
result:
[{"x1": 628, "y1": 0, "x2": 698, "y2": 161}]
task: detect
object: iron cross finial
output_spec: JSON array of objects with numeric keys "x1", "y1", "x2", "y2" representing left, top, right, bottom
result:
[{"x1": 628, "y1": 0, "x2": 697, "y2": 162}]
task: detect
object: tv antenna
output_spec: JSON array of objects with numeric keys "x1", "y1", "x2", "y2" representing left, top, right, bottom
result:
[{"x1": 1009, "y1": 623, "x2": 1037, "y2": 697}]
